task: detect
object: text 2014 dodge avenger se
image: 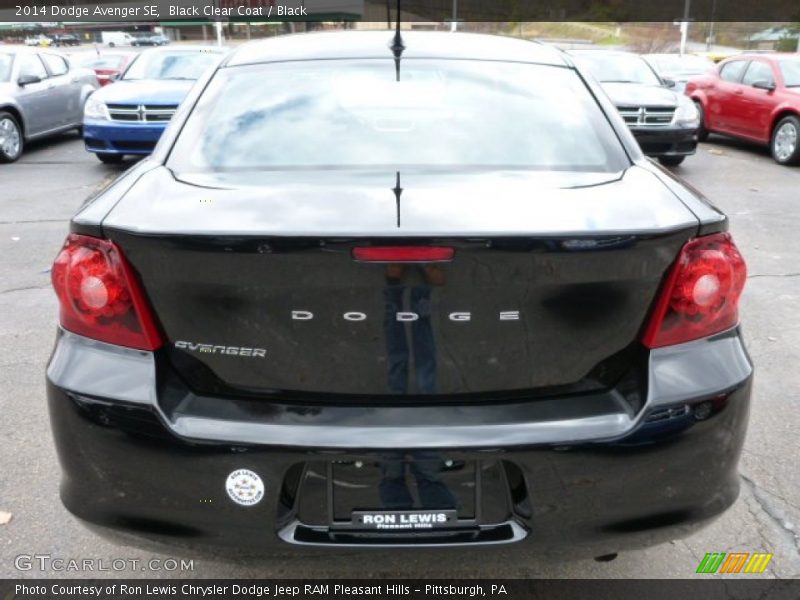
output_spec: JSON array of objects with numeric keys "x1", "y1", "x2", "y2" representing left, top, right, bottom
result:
[{"x1": 46, "y1": 32, "x2": 751, "y2": 557}]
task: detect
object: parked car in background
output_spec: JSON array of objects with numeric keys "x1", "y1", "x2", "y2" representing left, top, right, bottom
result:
[
  {"x1": 686, "y1": 54, "x2": 800, "y2": 166},
  {"x1": 0, "y1": 47, "x2": 98, "y2": 163},
  {"x1": 24, "y1": 35, "x2": 51, "y2": 47},
  {"x1": 52, "y1": 34, "x2": 81, "y2": 48},
  {"x1": 76, "y1": 52, "x2": 136, "y2": 87},
  {"x1": 642, "y1": 53, "x2": 715, "y2": 92},
  {"x1": 83, "y1": 46, "x2": 226, "y2": 163},
  {"x1": 48, "y1": 31, "x2": 751, "y2": 557},
  {"x1": 101, "y1": 32, "x2": 135, "y2": 48},
  {"x1": 132, "y1": 34, "x2": 170, "y2": 47},
  {"x1": 570, "y1": 49, "x2": 700, "y2": 166}
]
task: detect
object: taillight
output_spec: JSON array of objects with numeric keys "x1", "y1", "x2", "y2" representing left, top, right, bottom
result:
[
  {"x1": 642, "y1": 232, "x2": 746, "y2": 348},
  {"x1": 352, "y1": 246, "x2": 454, "y2": 263},
  {"x1": 51, "y1": 234, "x2": 162, "y2": 351}
]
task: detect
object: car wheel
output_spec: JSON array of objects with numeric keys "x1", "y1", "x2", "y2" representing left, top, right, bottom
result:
[
  {"x1": 658, "y1": 156, "x2": 685, "y2": 167},
  {"x1": 0, "y1": 111, "x2": 23, "y2": 163},
  {"x1": 694, "y1": 101, "x2": 709, "y2": 142},
  {"x1": 108, "y1": 42, "x2": 115, "y2": 48},
  {"x1": 96, "y1": 153, "x2": 124, "y2": 164},
  {"x1": 771, "y1": 116, "x2": 800, "y2": 166}
]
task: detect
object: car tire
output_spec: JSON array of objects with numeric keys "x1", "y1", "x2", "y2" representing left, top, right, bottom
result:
[
  {"x1": 771, "y1": 115, "x2": 800, "y2": 166},
  {"x1": 108, "y1": 42, "x2": 115, "y2": 48},
  {"x1": 0, "y1": 111, "x2": 23, "y2": 163},
  {"x1": 658, "y1": 156, "x2": 685, "y2": 167},
  {"x1": 96, "y1": 153, "x2": 124, "y2": 164},
  {"x1": 694, "y1": 101, "x2": 709, "y2": 142}
]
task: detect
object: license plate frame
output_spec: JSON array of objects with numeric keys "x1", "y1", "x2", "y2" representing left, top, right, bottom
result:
[
  {"x1": 349, "y1": 509, "x2": 460, "y2": 531},
  {"x1": 326, "y1": 459, "x2": 482, "y2": 531}
]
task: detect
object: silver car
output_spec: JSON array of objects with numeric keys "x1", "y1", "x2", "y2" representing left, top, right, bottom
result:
[{"x1": 0, "y1": 47, "x2": 98, "y2": 163}]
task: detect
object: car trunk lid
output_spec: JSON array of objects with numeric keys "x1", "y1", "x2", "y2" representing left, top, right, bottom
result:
[{"x1": 102, "y1": 166, "x2": 698, "y2": 399}]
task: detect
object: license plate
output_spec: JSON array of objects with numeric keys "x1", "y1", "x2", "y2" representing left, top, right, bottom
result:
[{"x1": 351, "y1": 509, "x2": 459, "y2": 530}]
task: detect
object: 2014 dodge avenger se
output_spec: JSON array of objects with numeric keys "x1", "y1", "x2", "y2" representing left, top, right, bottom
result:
[{"x1": 46, "y1": 31, "x2": 752, "y2": 557}]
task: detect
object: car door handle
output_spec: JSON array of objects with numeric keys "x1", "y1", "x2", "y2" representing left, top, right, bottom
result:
[
  {"x1": 734, "y1": 89, "x2": 744, "y2": 95},
  {"x1": 71, "y1": 77, "x2": 80, "y2": 83}
]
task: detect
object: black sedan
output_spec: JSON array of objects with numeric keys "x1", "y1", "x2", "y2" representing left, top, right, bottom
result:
[
  {"x1": 131, "y1": 34, "x2": 169, "y2": 47},
  {"x1": 52, "y1": 34, "x2": 81, "y2": 47},
  {"x1": 47, "y1": 32, "x2": 750, "y2": 558},
  {"x1": 571, "y1": 50, "x2": 701, "y2": 166}
]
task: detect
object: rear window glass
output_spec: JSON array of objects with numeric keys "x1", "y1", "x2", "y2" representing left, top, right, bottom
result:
[
  {"x1": 779, "y1": 59, "x2": 800, "y2": 87},
  {"x1": 168, "y1": 59, "x2": 629, "y2": 173},
  {"x1": 0, "y1": 54, "x2": 12, "y2": 82}
]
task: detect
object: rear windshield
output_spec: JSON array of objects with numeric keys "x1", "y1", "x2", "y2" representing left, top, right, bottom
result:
[{"x1": 168, "y1": 59, "x2": 629, "y2": 173}]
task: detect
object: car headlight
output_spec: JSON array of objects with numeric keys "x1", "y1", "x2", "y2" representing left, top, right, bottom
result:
[
  {"x1": 84, "y1": 97, "x2": 110, "y2": 121},
  {"x1": 673, "y1": 97, "x2": 699, "y2": 128}
]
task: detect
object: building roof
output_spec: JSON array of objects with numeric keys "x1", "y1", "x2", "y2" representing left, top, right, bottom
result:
[
  {"x1": 224, "y1": 30, "x2": 568, "y2": 68},
  {"x1": 748, "y1": 27, "x2": 800, "y2": 43},
  {"x1": 726, "y1": 52, "x2": 800, "y2": 61}
]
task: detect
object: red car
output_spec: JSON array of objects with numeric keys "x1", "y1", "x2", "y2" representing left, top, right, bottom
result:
[
  {"x1": 686, "y1": 53, "x2": 800, "y2": 165},
  {"x1": 75, "y1": 52, "x2": 135, "y2": 86}
]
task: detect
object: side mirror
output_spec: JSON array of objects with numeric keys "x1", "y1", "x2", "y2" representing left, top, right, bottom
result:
[
  {"x1": 18, "y1": 74, "x2": 41, "y2": 86},
  {"x1": 752, "y1": 80, "x2": 776, "y2": 91},
  {"x1": 662, "y1": 78, "x2": 677, "y2": 89}
]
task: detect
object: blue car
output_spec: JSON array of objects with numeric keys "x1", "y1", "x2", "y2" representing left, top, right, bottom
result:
[{"x1": 83, "y1": 46, "x2": 225, "y2": 163}]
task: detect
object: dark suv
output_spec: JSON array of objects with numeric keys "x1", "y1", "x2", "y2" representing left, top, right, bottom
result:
[
  {"x1": 52, "y1": 34, "x2": 80, "y2": 47},
  {"x1": 47, "y1": 32, "x2": 751, "y2": 558}
]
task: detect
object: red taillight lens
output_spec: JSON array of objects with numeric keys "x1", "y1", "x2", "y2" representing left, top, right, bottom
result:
[
  {"x1": 642, "y1": 232, "x2": 746, "y2": 348},
  {"x1": 352, "y1": 246, "x2": 455, "y2": 263},
  {"x1": 51, "y1": 234, "x2": 163, "y2": 351}
]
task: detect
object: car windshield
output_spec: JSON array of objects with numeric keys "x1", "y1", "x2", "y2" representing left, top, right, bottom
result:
[
  {"x1": 78, "y1": 54, "x2": 127, "y2": 69},
  {"x1": 123, "y1": 50, "x2": 220, "y2": 80},
  {"x1": 576, "y1": 53, "x2": 662, "y2": 85},
  {"x1": 0, "y1": 54, "x2": 12, "y2": 82},
  {"x1": 169, "y1": 59, "x2": 629, "y2": 174},
  {"x1": 779, "y1": 59, "x2": 800, "y2": 87},
  {"x1": 651, "y1": 55, "x2": 713, "y2": 75}
]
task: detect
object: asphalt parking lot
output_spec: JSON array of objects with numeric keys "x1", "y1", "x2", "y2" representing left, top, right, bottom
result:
[{"x1": 1, "y1": 134, "x2": 799, "y2": 579}]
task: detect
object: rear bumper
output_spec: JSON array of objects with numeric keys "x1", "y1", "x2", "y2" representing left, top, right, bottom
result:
[
  {"x1": 83, "y1": 120, "x2": 167, "y2": 155},
  {"x1": 628, "y1": 126, "x2": 698, "y2": 157},
  {"x1": 46, "y1": 328, "x2": 752, "y2": 556}
]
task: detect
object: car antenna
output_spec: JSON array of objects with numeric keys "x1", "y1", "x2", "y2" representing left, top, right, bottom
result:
[
  {"x1": 390, "y1": 0, "x2": 405, "y2": 82},
  {"x1": 389, "y1": 1, "x2": 404, "y2": 227},
  {"x1": 393, "y1": 171, "x2": 403, "y2": 228}
]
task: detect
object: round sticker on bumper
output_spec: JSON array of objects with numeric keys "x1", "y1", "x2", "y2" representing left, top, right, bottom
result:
[{"x1": 225, "y1": 469, "x2": 264, "y2": 507}]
